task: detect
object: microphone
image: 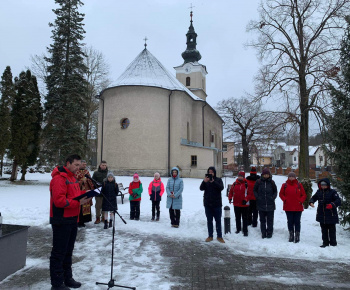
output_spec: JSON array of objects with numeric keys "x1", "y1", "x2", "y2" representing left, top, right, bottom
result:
[{"x1": 85, "y1": 174, "x2": 102, "y2": 187}]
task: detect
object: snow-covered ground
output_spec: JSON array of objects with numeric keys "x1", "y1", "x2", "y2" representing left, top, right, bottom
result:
[{"x1": 1, "y1": 172, "x2": 350, "y2": 289}]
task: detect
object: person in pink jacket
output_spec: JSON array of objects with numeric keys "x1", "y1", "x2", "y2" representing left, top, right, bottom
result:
[{"x1": 148, "y1": 172, "x2": 165, "y2": 221}]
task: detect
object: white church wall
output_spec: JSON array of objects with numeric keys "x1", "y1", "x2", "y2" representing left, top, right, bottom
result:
[
  {"x1": 99, "y1": 86, "x2": 170, "y2": 176},
  {"x1": 177, "y1": 145, "x2": 216, "y2": 178}
]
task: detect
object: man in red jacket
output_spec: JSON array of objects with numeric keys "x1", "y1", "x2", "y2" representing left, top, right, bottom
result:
[{"x1": 49, "y1": 154, "x2": 92, "y2": 290}]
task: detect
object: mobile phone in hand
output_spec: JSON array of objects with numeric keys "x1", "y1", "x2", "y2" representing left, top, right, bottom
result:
[{"x1": 205, "y1": 174, "x2": 213, "y2": 181}]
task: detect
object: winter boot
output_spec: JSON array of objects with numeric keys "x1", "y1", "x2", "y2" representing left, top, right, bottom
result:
[
  {"x1": 104, "y1": 220, "x2": 108, "y2": 229},
  {"x1": 294, "y1": 232, "x2": 300, "y2": 243},
  {"x1": 64, "y1": 278, "x2": 81, "y2": 288},
  {"x1": 156, "y1": 217, "x2": 159, "y2": 221},
  {"x1": 151, "y1": 216, "x2": 155, "y2": 221},
  {"x1": 109, "y1": 219, "x2": 113, "y2": 228},
  {"x1": 289, "y1": 231, "x2": 294, "y2": 242},
  {"x1": 94, "y1": 217, "x2": 101, "y2": 224}
]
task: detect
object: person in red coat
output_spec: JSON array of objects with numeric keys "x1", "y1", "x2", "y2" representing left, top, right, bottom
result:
[
  {"x1": 49, "y1": 154, "x2": 92, "y2": 289},
  {"x1": 128, "y1": 173, "x2": 143, "y2": 220},
  {"x1": 279, "y1": 172, "x2": 307, "y2": 243},
  {"x1": 228, "y1": 171, "x2": 250, "y2": 236},
  {"x1": 246, "y1": 167, "x2": 260, "y2": 227}
]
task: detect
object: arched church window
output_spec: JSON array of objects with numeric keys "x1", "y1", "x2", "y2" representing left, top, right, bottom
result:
[
  {"x1": 186, "y1": 77, "x2": 191, "y2": 86},
  {"x1": 120, "y1": 118, "x2": 130, "y2": 129}
]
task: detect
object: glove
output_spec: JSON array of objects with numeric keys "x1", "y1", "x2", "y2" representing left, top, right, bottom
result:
[
  {"x1": 242, "y1": 200, "x2": 247, "y2": 205},
  {"x1": 326, "y1": 204, "x2": 333, "y2": 209},
  {"x1": 133, "y1": 194, "x2": 137, "y2": 198},
  {"x1": 229, "y1": 199, "x2": 232, "y2": 204}
]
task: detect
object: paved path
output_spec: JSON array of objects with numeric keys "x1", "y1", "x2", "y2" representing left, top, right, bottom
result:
[{"x1": 1, "y1": 226, "x2": 350, "y2": 289}]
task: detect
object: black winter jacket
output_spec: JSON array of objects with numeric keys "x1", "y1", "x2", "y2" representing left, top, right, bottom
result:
[
  {"x1": 101, "y1": 180, "x2": 119, "y2": 212},
  {"x1": 92, "y1": 167, "x2": 108, "y2": 184},
  {"x1": 253, "y1": 176, "x2": 277, "y2": 211},
  {"x1": 200, "y1": 167, "x2": 224, "y2": 208},
  {"x1": 309, "y1": 178, "x2": 341, "y2": 224}
]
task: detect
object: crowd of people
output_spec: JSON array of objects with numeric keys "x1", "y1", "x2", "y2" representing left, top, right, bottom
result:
[{"x1": 48, "y1": 155, "x2": 342, "y2": 290}]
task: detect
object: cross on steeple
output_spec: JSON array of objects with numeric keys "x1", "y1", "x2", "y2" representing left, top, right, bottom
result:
[
  {"x1": 143, "y1": 37, "x2": 148, "y2": 48},
  {"x1": 189, "y1": 3, "x2": 195, "y2": 22}
]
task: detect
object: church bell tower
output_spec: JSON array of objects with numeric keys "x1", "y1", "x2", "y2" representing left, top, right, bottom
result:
[{"x1": 174, "y1": 10, "x2": 208, "y2": 101}]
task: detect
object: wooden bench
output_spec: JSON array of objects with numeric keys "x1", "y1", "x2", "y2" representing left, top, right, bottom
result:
[{"x1": 117, "y1": 183, "x2": 129, "y2": 204}]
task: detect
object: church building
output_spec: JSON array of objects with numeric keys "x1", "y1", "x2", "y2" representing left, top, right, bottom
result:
[{"x1": 97, "y1": 12, "x2": 223, "y2": 178}]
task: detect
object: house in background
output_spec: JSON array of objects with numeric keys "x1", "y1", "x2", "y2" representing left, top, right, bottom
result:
[
  {"x1": 273, "y1": 143, "x2": 298, "y2": 167},
  {"x1": 222, "y1": 141, "x2": 235, "y2": 169},
  {"x1": 250, "y1": 142, "x2": 274, "y2": 167},
  {"x1": 314, "y1": 145, "x2": 334, "y2": 170}
]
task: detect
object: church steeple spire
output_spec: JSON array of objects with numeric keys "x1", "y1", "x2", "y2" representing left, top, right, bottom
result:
[{"x1": 181, "y1": 10, "x2": 202, "y2": 63}]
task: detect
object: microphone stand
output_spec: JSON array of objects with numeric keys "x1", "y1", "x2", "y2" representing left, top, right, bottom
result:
[{"x1": 89, "y1": 177, "x2": 136, "y2": 290}]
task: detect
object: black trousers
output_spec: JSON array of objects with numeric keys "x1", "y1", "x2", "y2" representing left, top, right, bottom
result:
[
  {"x1": 320, "y1": 223, "x2": 337, "y2": 246},
  {"x1": 285, "y1": 211, "x2": 302, "y2": 232},
  {"x1": 205, "y1": 206, "x2": 222, "y2": 238},
  {"x1": 50, "y1": 223, "x2": 77, "y2": 287},
  {"x1": 130, "y1": 201, "x2": 140, "y2": 219},
  {"x1": 234, "y1": 206, "x2": 249, "y2": 233},
  {"x1": 259, "y1": 210, "x2": 274, "y2": 236},
  {"x1": 169, "y1": 206, "x2": 181, "y2": 226},
  {"x1": 152, "y1": 200, "x2": 160, "y2": 217},
  {"x1": 248, "y1": 200, "x2": 258, "y2": 227}
]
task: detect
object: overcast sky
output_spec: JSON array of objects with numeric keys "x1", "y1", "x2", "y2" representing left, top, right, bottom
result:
[{"x1": 0, "y1": 0, "x2": 321, "y2": 135}]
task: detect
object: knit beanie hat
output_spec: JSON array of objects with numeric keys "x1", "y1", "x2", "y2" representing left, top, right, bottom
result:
[
  {"x1": 250, "y1": 167, "x2": 257, "y2": 174},
  {"x1": 288, "y1": 172, "x2": 296, "y2": 178},
  {"x1": 133, "y1": 173, "x2": 139, "y2": 180},
  {"x1": 238, "y1": 171, "x2": 245, "y2": 178},
  {"x1": 154, "y1": 172, "x2": 160, "y2": 178},
  {"x1": 320, "y1": 181, "x2": 327, "y2": 186},
  {"x1": 262, "y1": 168, "x2": 270, "y2": 175},
  {"x1": 107, "y1": 172, "x2": 114, "y2": 178}
]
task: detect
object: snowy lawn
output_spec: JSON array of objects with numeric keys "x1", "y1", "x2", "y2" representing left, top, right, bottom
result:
[{"x1": 0, "y1": 172, "x2": 350, "y2": 289}]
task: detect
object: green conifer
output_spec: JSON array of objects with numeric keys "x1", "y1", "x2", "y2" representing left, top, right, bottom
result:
[
  {"x1": 9, "y1": 70, "x2": 42, "y2": 181},
  {"x1": 43, "y1": 0, "x2": 88, "y2": 164},
  {"x1": 0, "y1": 66, "x2": 15, "y2": 175},
  {"x1": 326, "y1": 16, "x2": 350, "y2": 228}
]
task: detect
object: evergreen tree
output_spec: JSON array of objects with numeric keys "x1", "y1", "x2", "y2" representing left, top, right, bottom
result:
[
  {"x1": 9, "y1": 70, "x2": 42, "y2": 181},
  {"x1": 43, "y1": 0, "x2": 88, "y2": 165},
  {"x1": 0, "y1": 66, "x2": 15, "y2": 175},
  {"x1": 326, "y1": 16, "x2": 350, "y2": 228}
]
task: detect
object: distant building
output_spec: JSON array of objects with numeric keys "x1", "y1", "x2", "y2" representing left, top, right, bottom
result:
[
  {"x1": 96, "y1": 11, "x2": 223, "y2": 177},
  {"x1": 222, "y1": 142, "x2": 235, "y2": 169},
  {"x1": 251, "y1": 142, "x2": 275, "y2": 167},
  {"x1": 273, "y1": 143, "x2": 298, "y2": 167}
]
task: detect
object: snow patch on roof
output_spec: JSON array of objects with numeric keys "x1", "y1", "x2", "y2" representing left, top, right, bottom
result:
[{"x1": 114, "y1": 49, "x2": 202, "y2": 101}]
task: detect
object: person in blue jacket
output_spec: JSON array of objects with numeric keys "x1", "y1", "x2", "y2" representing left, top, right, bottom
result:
[
  {"x1": 309, "y1": 178, "x2": 341, "y2": 247},
  {"x1": 166, "y1": 167, "x2": 183, "y2": 228}
]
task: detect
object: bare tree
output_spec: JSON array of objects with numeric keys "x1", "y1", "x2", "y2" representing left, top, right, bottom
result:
[
  {"x1": 30, "y1": 53, "x2": 49, "y2": 98},
  {"x1": 216, "y1": 97, "x2": 283, "y2": 172},
  {"x1": 31, "y1": 46, "x2": 111, "y2": 164},
  {"x1": 247, "y1": 0, "x2": 350, "y2": 179},
  {"x1": 82, "y1": 46, "x2": 112, "y2": 164}
]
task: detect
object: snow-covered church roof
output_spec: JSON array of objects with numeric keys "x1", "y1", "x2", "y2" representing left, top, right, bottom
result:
[{"x1": 114, "y1": 48, "x2": 202, "y2": 101}]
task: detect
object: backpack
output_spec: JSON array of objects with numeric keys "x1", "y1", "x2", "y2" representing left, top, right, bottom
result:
[
  {"x1": 233, "y1": 181, "x2": 248, "y2": 189},
  {"x1": 233, "y1": 181, "x2": 249, "y2": 205},
  {"x1": 284, "y1": 182, "x2": 301, "y2": 190}
]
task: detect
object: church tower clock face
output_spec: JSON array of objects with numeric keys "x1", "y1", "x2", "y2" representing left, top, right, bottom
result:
[{"x1": 185, "y1": 65, "x2": 192, "y2": 73}]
